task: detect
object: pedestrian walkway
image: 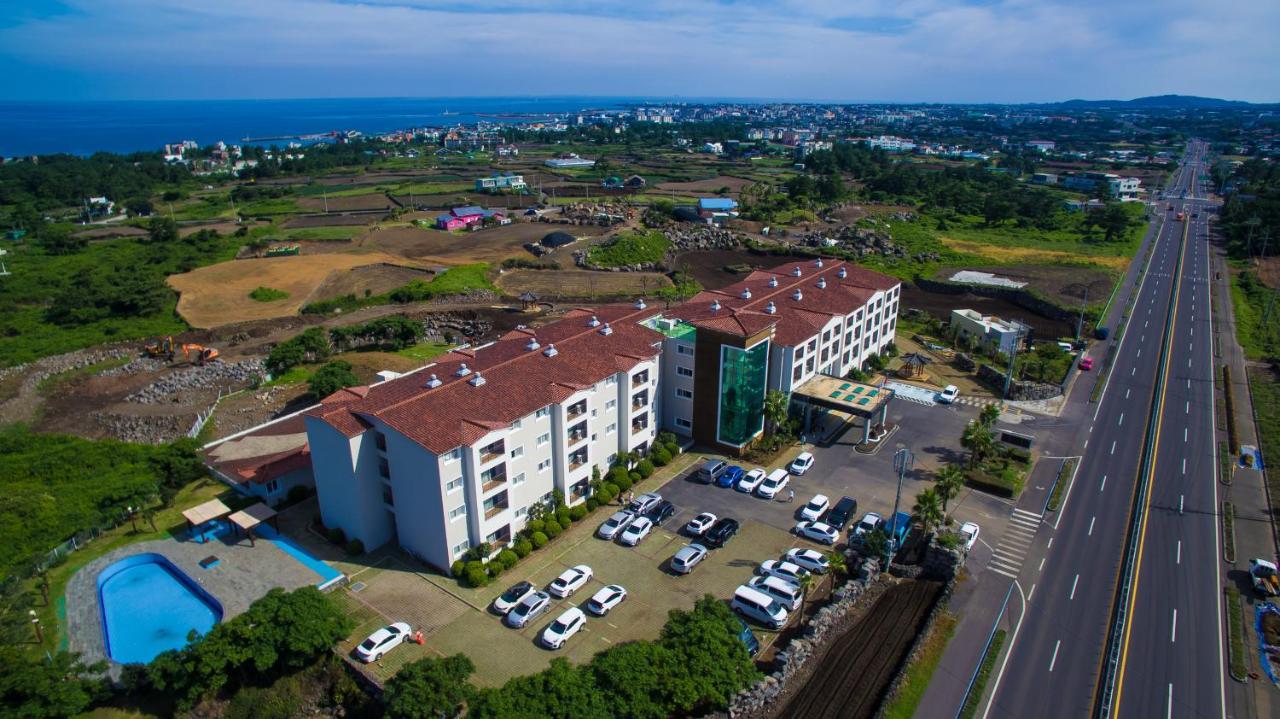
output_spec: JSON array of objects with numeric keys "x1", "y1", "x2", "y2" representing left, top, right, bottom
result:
[
  {"x1": 953, "y1": 395, "x2": 1001, "y2": 409},
  {"x1": 988, "y1": 508, "x2": 1041, "y2": 579}
]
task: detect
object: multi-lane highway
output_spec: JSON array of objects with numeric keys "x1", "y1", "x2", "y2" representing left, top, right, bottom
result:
[{"x1": 980, "y1": 141, "x2": 1225, "y2": 719}]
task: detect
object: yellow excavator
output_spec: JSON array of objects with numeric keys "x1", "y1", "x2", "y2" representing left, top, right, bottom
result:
[
  {"x1": 143, "y1": 336, "x2": 175, "y2": 358},
  {"x1": 179, "y1": 343, "x2": 220, "y2": 366}
]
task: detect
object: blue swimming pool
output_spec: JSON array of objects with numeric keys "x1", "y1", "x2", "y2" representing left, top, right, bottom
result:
[{"x1": 97, "y1": 553, "x2": 222, "y2": 664}]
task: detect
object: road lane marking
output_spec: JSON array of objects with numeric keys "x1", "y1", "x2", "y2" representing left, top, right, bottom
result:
[
  {"x1": 1047, "y1": 537, "x2": 1053, "y2": 549},
  {"x1": 1171, "y1": 609, "x2": 1177, "y2": 642},
  {"x1": 1182, "y1": 458, "x2": 1186, "y2": 475},
  {"x1": 1049, "y1": 640, "x2": 1061, "y2": 672},
  {"x1": 1118, "y1": 413, "x2": 1124, "y2": 426},
  {"x1": 1132, "y1": 367, "x2": 1136, "y2": 376},
  {"x1": 1070, "y1": 574, "x2": 1079, "y2": 600},
  {"x1": 1028, "y1": 584, "x2": 1036, "y2": 601},
  {"x1": 1185, "y1": 401, "x2": 1190, "y2": 414},
  {"x1": 1100, "y1": 475, "x2": 1107, "y2": 492},
  {"x1": 1088, "y1": 516, "x2": 1096, "y2": 536},
  {"x1": 1137, "y1": 348, "x2": 1142, "y2": 358},
  {"x1": 1176, "y1": 540, "x2": 1181, "y2": 564},
  {"x1": 1111, "y1": 441, "x2": 1117, "y2": 455},
  {"x1": 1167, "y1": 683, "x2": 1173, "y2": 719},
  {"x1": 1184, "y1": 427, "x2": 1188, "y2": 441}
]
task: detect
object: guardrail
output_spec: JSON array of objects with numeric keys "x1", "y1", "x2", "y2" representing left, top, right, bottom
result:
[{"x1": 954, "y1": 582, "x2": 1014, "y2": 719}]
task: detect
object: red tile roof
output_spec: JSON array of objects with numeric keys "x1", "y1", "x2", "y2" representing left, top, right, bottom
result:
[
  {"x1": 666, "y1": 259, "x2": 897, "y2": 345},
  {"x1": 308, "y1": 303, "x2": 663, "y2": 454}
]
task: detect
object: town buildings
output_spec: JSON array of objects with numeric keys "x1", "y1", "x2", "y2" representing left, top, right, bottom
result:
[
  {"x1": 474, "y1": 173, "x2": 526, "y2": 192},
  {"x1": 435, "y1": 206, "x2": 506, "y2": 230},
  {"x1": 949, "y1": 309, "x2": 1031, "y2": 355},
  {"x1": 1060, "y1": 171, "x2": 1141, "y2": 200}
]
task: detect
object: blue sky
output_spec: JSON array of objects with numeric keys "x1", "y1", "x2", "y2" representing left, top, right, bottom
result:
[{"x1": 1, "y1": 0, "x2": 1275, "y2": 103}]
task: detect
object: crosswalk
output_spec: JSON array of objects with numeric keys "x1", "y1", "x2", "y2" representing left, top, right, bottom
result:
[
  {"x1": 987, "y1": 507, "x2": 1042, "y2": 579},
  {"x1": 953, "y1": 396, "x2": 1001, "y2": 409}
]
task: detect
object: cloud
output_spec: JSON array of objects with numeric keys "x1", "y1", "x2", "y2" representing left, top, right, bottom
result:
[{"x1": 0, "y1": 0, "x2": 1274, "y2": 102}]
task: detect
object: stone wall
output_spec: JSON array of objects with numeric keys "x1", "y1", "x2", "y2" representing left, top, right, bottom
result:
[{"x1": 975, "y1": 363, "x2": 1062, "y2": 401}]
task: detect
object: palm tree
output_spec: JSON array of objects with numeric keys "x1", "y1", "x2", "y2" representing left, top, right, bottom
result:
[
  {"x1": 795, "y1": 571, "x2": 815, "y2": 622},
  {"x1": 978, "y1": 403, "x2": 1001, "y2": 429},
  {"x1": 824, "y1": 550, "x2": 848, "y2": 578},
  {"x1": 961, "y1": 420, "x2": 996, "y2": 469},
  {"x1": 912, "y1": 487, "x2": 945, "y2": 538},
  {"x1": 935, "y1": 464, "x2": 966, "y2": 513},
  {"x1": 763, "y1": 390, "x2": 790, "y2": 440}
]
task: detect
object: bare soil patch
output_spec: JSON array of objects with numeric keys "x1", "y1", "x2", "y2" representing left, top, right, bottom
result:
[
  {"x1": 297, "y1": 193, "x2": 395, "y2": 212},
  {"x1": 362, "y1": 222, "x2": 609, "y2": 265},
  {"x1": 72, "y1": 225, "x2": 148, "y2": 240},
  {"x1": 495, "y1": 269, "x2": 672, "y2": 299},
  {"x1": 282, "y1": 214, "x2": 378, "y2": 229},
  {"x1": 671, "y1": 249, "x2": 792, "y2": 290},
  {"x1": 1257, "y1": 256, "x2": 1280, "y2": 289},
  {"x1": 933, "y1": 263, "x2": 1113, "y2": 308},
  {"x1": 654, "y1": 175, "x2": 755, "y2": 194},
  {"x1": 310, "y1": 263, "x2": 436, "y2": 302}
]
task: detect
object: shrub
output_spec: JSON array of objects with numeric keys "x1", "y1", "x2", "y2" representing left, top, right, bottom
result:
[
  {"x1": 657, "y1": 431, "x2": 677, "y2": 446},
  {"x1": 525, "y1": 519, "x2": 546, "y2": 535},
  {"x1": 497, "y1": 549, "x2": 519, "y2": 569},
  {"x1": 597, "y1": 487, "x2": 616, "y2": 505},
  {"x1": 531, "y1": 531, "x2": 549, "y2": 549},
  {"x1": 569, "y1": 504, "x2": 588, "y2": 521},
  {"x1": 326, "y1": 527, "x2": 346, "y2": 544},
  {"x1": 665, "y1": 441, "x2": 680, "y2": 456},
  {"x1": 635, "y1": 459, "x2": 655, "y2": 479},
  {"x1": 603, "y1": 481, "x2": 620, "y2": 496},
  {"x1": 486, "y1": 562, "x2": 504, "y2": 579},
  {"x1": 614, "y1": 473, "x2": 633, "y2": 492},
  {"x1": 465, "y1": 567, "x2": 490, "y2": 587},
  {"x1": 514, "y1": 540, "x2": 533, "y2": 558},
  {"x1": 451, "y1": 560, "x2": 466, "y2": 577},
  {"x1": 652, "y1": 448, "x2": 672, "y2": 466},
  {"x1": 585, "y1": 497, "x2": 599, "y2": 511},
  {"x1": 344, "y1": 539, "x2": 364, "y2": 556},
  {"x1": 465, "y1": 560, "x2": 485, "y2": 576},
  {"x1": 544, "y1": 519, "x2": 563, "y2": 538},
  {"x1": 1002, "y1": 445, "x2": 1032, "y2": 464},
  {"x1": 555, "y1": 507, "x2": 572, "y2": 526},
  {"x1": 249, "y1": 286, "x2": 290, "y2": 302},
  {"x1": 629, "y1": 471, "x2": 642, "y2": 484},
  {"x1": 610, "y1": 465, "x2": 631, "y2": 486}
]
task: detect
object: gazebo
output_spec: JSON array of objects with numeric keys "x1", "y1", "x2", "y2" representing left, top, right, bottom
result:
[
  {"x1": 181, "y1": 498, "x2": 232, "y2": 543},
  {"x1": 227, "y1": 503, "x2": 279, "y2": 547},
  {"x1": 899, "y1": 352, "x2": 933, "y2": 379},
  {"x1": 519, "y1": 291, "x2": 539, "y2": 310}
]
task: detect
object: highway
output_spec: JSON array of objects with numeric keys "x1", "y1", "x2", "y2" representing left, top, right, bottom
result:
[{"x1": 981, "y1": 142, "x2": 1225, "y2": 719}]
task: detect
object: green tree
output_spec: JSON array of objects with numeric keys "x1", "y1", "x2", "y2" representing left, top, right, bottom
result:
[
  {"x1": 308, "y1": 360, "x2": 359, "y2": 399},
  {"x1": 659, "y1": 595, "x2": 760, "y2": 712},
  {"x1": 861, "y1": 528, "x2": 889, "y2": 566},
  {"x1": 590, "y1": 641, "x2": 673, "y2": 719},
  {"x1": 978, "y1": 403, "x2": 1001, "y2": 429},
  {"x1": 913, "y1": 487, "x2": 945, "y2": 537},
  {"x1": 935, "y1": 463, "x2": 966, "y2": 513},
  {"x1": 0, "y1": 648, "x2": 106, "y2": 719},
  {"x1": 147, "y1": 215, "x2": 179, "y2": 244},
  {"x1": 825, "y1": 549, "x2": 848, "y2": 578},
  {"x1": 470, "y1": 659, "x2": 607, "y2": 719},
  {"x1": 763, "y1": 389, "x2": 790, "y2": 439},
  {"x1": 384, "y1": 654, "x2": 475, "y2": 719},
  {"x1": 961, "y1": 419, "x2": 996, "y2": 469}
]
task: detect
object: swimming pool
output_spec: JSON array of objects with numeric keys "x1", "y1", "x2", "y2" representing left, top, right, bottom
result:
[{"x1": 97, "y1": 553, "x2": 222, "y2": 664}]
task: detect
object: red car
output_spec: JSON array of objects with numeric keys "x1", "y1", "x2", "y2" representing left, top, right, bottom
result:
[{"x1": 1079, "y1": 357, "x2": 1095, "y2": 370}]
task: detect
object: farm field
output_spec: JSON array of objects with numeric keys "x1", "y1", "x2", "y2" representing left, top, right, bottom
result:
[
  {"x1": 937, "y1": 238, "x2": 1130, "y2": 271},
  {"x1": 495, "y1": 269, "x2": 672, "y2": 299},
  {"x1": 362, "y1": 221, "x2": 610, "y2": 264},
  {"x1": 654, "y1": 175, "x2": 756, "y2": 194},
  {"x1": 296, "y1": 193, "x2": 394, "y2": 212}
]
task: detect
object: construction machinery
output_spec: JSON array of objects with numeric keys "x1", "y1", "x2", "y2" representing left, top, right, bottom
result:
[
  {"x1": 143, "y1": 336, "x2": 176, "y2": 358},
  {"x1": 179, "y1": 344, "x2": 220, "y2": 366},
  {"x1": 1251, "y1": 558, "x2": 1280, "y2": 597}
]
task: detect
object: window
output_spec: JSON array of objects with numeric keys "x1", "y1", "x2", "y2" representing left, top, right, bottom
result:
[
  {"x1": 605, "y1": 375, "x2": 617, "y2": 386},
  {"x1": 606, "y1": 399, "x2": 617, "y2": 410},
  {"x1": 452, "y1": 540, "x2": 470, "y2": 557},
  {"x1": 592, "y1": 408, "x2": 598, "y2": 418},
  {"x1": 515, "y1": 506, "x2": 529, "y2": 519},
  {"x1": 677, "y1": 344, "x2": 693, "y2": 355},
  {"x1": 512, "y1": 418, "x2": 523, "y2": 430},
  {"x1": 792, "y1": 365, "x2": 803, "y2": 382},
  {"x1": 446, "y1": 477, "x2": 463, "y2": 493},
  {"x1": 510, "y1": 446, "x2": 524, "y2": 459},
  {"x1": 675, "y1": 417, "x2": 692, "y2": 429},
  {"x1": 676, "y1": 388, "x2": 693, "y2": 399},
  {"x1": 537, "y1": 432, "x2": 550, "y2": 446},
  {"x1": 538, "y1": 458, "x2": 551, "y2": 473},
  {"x1": 535, "y1": 406, "x2": 550, "y2": 419},
  {"x1": 443, "y1": 448, "x2": 461, "y2": 463},
  {"x1": 512, "y1": 472, "x2": 526, "y2": 486},
  {"x1": 677, "y1": 366, "x2": 694, "y2": 377},
  {"x1": 606, "y1": 422, "x2": 617, "y2": 434},
  {"x1": 266, "y1": 480, "x2": 279, "y2": 494},
  {"x1": 449, "y1": 504, "x2": 467, "y2": 521}
]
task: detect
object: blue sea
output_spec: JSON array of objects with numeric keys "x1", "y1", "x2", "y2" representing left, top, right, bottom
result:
[{"x1": 0, "y1": 96, "x2": 673, "y2": 157}]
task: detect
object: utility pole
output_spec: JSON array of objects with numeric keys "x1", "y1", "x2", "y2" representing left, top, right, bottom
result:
[
  {"x1": 1076, "y1": 286, "x2": 1090, "y2": 341},
  {"x1": 1002, "y1": 338, "x2": 1020, "y2": 400},
  {"x1": 887, "y1": 448, "x2": 913, "y2": 565}
]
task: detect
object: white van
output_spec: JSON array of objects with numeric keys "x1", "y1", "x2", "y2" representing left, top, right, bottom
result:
[
  {"x1": 732, "y1": 585, "x2": 789, "y2": 629},
  {"x1": 748, "y1": 575, "x2": 803, "y2": 611}
]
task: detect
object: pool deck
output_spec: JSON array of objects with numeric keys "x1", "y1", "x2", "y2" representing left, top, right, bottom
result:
[{"x1": 66, "y1": 514, "x2": 335, "y2": 669}]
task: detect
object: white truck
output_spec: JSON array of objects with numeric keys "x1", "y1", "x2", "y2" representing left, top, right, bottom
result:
[{"x1": 1250, "y1": 558, "x2": 1279, "y2": 597}]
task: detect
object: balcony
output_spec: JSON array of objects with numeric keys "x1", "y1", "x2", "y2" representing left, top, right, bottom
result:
[
  {"x1": 484, "y1": 502, "x2": 509, "y2": 520},
  {"x1": 567, "y1": 431, "x2": 588, "y2": 447},
  {"x1": 631, "y1": 371, "x2": 648, "y2": 388},
  {"x1": 566, "y1": 401, "x2": 588, "y2": 420},
  {"x1": 631, "y1": 418, "x2": 649, "y2": 435},
  {"x1": 481, "y1": 476, "x2": 507, "y2": 493},
  {"x1": 479, "y1": 440, "x2": 505, "y2": 465},
  {"x1": 631, "y1": 391, "x2": 648, "y2": 411},
  {"x1": 568, "y1": 450, "x2": 588, "y2": 472},
  {"x1": 480, "y1": 465, "x2": 507, "y2": 493}
]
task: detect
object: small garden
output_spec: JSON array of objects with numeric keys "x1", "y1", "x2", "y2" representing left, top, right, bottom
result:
[
  {"x1": 586, "y1": 230, "x2": 672, "y2": 268},
  {"x1": 938, "y1": 404, "x2": 1031, "y2": 499}
]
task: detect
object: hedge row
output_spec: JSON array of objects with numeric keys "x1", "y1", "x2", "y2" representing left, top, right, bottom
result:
[{"x1": 1223, "y1": 364, "x2": 1239, "y2": 454}]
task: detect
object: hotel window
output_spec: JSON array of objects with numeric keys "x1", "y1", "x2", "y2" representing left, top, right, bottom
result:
[
  {"x1": 446, "y1": 477, "x2": 463, "y2": 493},
  {"x1": 606, "y1": 399, "x2": 617, "y2": 410},
  {"x1": 677, "y1": 366, "x2": 694, "y2": 377},
  {"x1": 538, "y1": 458, "x2": 551, "y2": 473},
  {"x1": 675, "y1": 417, "x2": 692, "y2": 429},
  {"x1": 792, "y1": 366, "x2": 803, "y2": 382},
  {"x1": 537, "y1": 432, "x2": 550, "y2": 446},
  {"x1": 605, "y1": 375, "x2": 617, "y2": 386},
  {"x1": 676, "y1": 388, "x2": 693, "y2": 399},
  {"x1": 510, "y1": 446, "x2": 524, "y2": 459},
  {"x1": 515, "y1": 506, "x2": 528, "y2": 519},
  {"x1": 452, "y1": 540, "x2": 470, "y2": 557},
  {"x1": 677, "y1": 344, "x2": 693, "y2": 355},
  {"x1": 606, "y1": 422, "x2": 617, "y2": 434},
  {"x1": 512, "y1": 472, "x2": 526, "y2": 486},
  {"x1": 535, "y1": 406, "x2": 550, "y2": 419},
  {"x1": 449, "y1": 505, "x2": 467, "y2": 521},
  {"x1": 443, "y1": 448, "x2": 461, "y2": 463},
  {"x1": 512, "y1": 418, "x2": 523, "y2": 429}
]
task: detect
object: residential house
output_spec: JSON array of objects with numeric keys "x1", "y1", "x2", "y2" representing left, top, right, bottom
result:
[
  {"x1": 697, "y1": 197, "x2": 739, "y2": 222},
  {"x1": 475, "y1": 173, "x2": 527, "y2": 192},
  {"x1": 949, "y1": 309, "x2": 1031, "y2": 355}
]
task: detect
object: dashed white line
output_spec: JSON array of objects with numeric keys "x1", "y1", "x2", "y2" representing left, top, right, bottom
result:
[
  {"x1": 1100, "y1": 475, "x2": 1107, "y2": 492},
  {"x1": 1176, "y1": 540, "x2": 1181, "y2": 564},
  {"x1": 1184, "y1": 427, "x2": 1188, "y2": 441},
  {"x1": 1125, "y1": 388, "x2": 1131, "y2": 399},
  {"x1": 1137, "y1": 348, "x2": 1143, "y2": 358},
  {"x1": 1132, "y1": 367, "x2": 1137, "y2": 376},
  {"x1": 1070, "y1": 574, "x2": 1079, "y2": 600},
  {"x1": 1171, "y1": 609, "x2": 1178, "y2": 642},
  {"x1": 1028, "y1": 584, "x2": 1036, "y2": 602},
  {"x1": 1110, "y1": 441, "x2": 1117, "y2": 455},
  {"x1": 1186, "y1": 401, "x2": 1190, "y2": 413},
  {"x1": 1182, "y1": 457, "x2": 1187, "y2": 475},
  {"x1": 1118, "y1": 413, "x2": 1125, "y2": 426},
  {"x1": 1047, "y1": 537, "x2": 1054, "y2": 549},
  {"x1": 1088, "y1": 516, "x2": 1096, "y2": 536},
  {"x1": 1167, "y1": 683, "x2": 1174, "y2": 719},
  {"x1": 1049, "y1": 640, "x2": 1062, "y2": 672}
]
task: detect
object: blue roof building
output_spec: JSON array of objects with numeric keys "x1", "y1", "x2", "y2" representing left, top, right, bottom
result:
[{"x1": 698, "y1": 197, "x2": 738, "y2": 211}]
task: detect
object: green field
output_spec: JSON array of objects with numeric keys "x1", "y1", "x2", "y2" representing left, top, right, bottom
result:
[{"x1": 586, "y1": 230, "x2": 672, "y2": 268}]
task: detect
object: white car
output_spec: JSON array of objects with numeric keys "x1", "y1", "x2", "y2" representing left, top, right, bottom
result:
[
  {"x1": 586, "y1": 584, "x2": 627, "y2": 616},
  {"x1": 793, "y1": 520, "x2": 839, "y2": 545},
  {"x1": 785, "y1": 548, "x2": 831, "y2": 574},
  {"x1": 854, "y1": 511, "x2": 883, "y2": 539},
  {"x1": 735, "y1": 468, "x2": 767, "y2": 493},
  {"x1": 540, "y1": 607, "x2": 587, "y2": 649},
  {"x1": 959, "y1": 521, "x2": 980, "y2": 551},
  {"x1": 685, "y1": 512, "x2": 718, "y2": 536},
  {"x1": 492, "y1": 581, "x2": 537, "y2": 614},
  {"x1": 758, "y1": 559, "x2": 811, "y2": 587},
  {"x1": 548, "y1": 565, "x2": 593, "y2": 598},
  {"x1": 789, "y1": 452, "x2": 815, "y2": 475},
  {"x1": 505, "y1": 591, "x2": 552, "y2": 628},
  {"x1": 618, "y1": 517, "x2": 653, "y2": 546},
  {"x1": 670, "y1": 543, "x2": 708, "y2": 574},
  {"x1": 799, "y1": 494, "x2": 830, "y2": 522},
  {"x1": 938, "y1": 385, "x2": 959, "y2": 404},
  {"x1": 354, "y1": 622, "x2": 411, "y2": 662},
  {"x1": 597, "y1": 510, "x2": 637, "y2": 540},
  {"x1": 756, "y1": 471, "x2": 789, "y2": 500},
  {"x1": 629, "y1": 492, "x2": 663, "y2": 515}
]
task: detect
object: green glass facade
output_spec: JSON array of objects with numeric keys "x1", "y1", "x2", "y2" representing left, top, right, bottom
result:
[{"x1": 717, "y1": 340, "x2": 769, "y2": 447}]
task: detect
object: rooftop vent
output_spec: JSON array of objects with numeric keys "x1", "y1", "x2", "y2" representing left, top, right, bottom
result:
[
  {"x1": 740, "y1": 288, "x2": 752, "y2": 300},
  {"x1": 424, "y1": 373, "x2": 442, "y2": 389},
  {"x1": 792, "y1": 289, "x2": 804, "y2": 301},
  {"x1": 817, "y1": 277, "x2": 827, "y2": 289},
  {"x1": 543, "y1": 343, "x2": 558, "y2": 358},
  {"x1": 526, "y1": 338, "x2": 540, "y2": 351},
  {"x1": 587, "y1": 315, "x2": 601, "y2": 327},
  {"x1": 711, "y1": 300, "x2": 722, "y2": 312},
  {"x1": 455, "y1": 363, "x2": 472, "y2": 377},
  {"x1": 791, "y1": 267, "x2": 803, "y2": 277},
  {"x1": 634, "y1": 298, "x2": 647, "y2": 310},
  {"x1": 837, "y1": 267, "x2": 848, "y2": 279},
  {"x1": 765, "y1": 301, "x2": 777, "y2": 314},
  {"x1": 815, "y1": 258, "x2": 824, "y2": 268},
  {"x1": 599, "y1": 323, "x2": 613, "y2": 336},
  {"x1": 468, "y1": 372, "x2": 486, "y2": 387},
  {"x1": 768, "y1": 276, "x2": 779, "y2": 288}
]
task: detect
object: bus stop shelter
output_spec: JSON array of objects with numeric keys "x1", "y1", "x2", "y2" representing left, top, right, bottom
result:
[
  {"x1": 228, "y1": 503, "x2": 279, "y2": 547},
  {"x1": 791, "y1": 376, "x2": 894, "y2": 445}
]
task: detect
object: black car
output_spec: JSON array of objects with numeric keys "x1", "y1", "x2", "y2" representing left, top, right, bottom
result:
[
  {"x1": 647, "y1": 499, "x2": 676, "y2": 526},
  {"x1": 826, "y1": 496, "x2": 858, "y2": 531},
  {"x1": 703, "y1": 517, "x2": 740, "y2": 548}
]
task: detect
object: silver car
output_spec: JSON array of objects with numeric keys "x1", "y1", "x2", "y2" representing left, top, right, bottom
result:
[
  {"x1": 504, "y1": 591, "x2": 551, "y2": 628},
  {"x1": 670, "y1": 543, "x2": 708, "y2": 574},
  {"x1": 597, "y1": 510, "x2": 637, "y2": 540}
]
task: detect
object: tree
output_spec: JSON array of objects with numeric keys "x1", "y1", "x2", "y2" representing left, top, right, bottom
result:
[
  {"x1": 1097, "y1": 202, "x2": 1134, "y2": 242},
  {"x1": 935, "y1": 463, "x2": 966, "y2": 513},
  {"x1": 307, "y1": 360, "x2": 359, "y2": 399},
  {"x1": 978, "y1": 403, "x2": 1001, "y2": 429},
  {"x1": 383, "y1": 654, "x2": 475, "y2": 719},
  {"x1": 146, "y1": 215, "x2": 179, "y2": 244},
  {"x1": 659, "y1": 595, "x2": 760, "y2": 712},
  {"x1": 825, "y1": 549, "x2": 848, "y2": 578},
  {"x1": 469, "y1": 659, "x2": 607, "y2": 719},
  {"x1": 861, "y1": 528, "x2": 889, "y2": 566},
  {"x1": 0, "y1": 648, "x2": 106, "y2": 718},
  {"x1": 961, "y1": 419, "x2": 996, "y2": 469},
  {"x1": 913, "y1": 487, "x2": 945, "y2": 537},
  {"x1": 590, "y1": 641, "x2": 673, "y2": 719},
  {"x1": 795, "y1": 571, "x2": 815, "y2": 620},
  {"x1": 763, "y1": 389, "x2": 790, "y2": 439}
]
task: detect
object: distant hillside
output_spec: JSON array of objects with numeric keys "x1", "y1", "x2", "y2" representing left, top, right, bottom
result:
[{"x1": 1053, "y1": 94, "x2": 1263, "y2": 109}]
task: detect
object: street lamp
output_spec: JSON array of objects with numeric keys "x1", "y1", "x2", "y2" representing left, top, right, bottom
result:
[{"x1": 28, "y1": 610, "x2": 42, "y2": 644}]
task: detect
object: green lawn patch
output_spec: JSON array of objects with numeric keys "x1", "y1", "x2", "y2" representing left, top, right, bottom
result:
[
  {"x1": 35, "y1": 356, "x2": 131, "y2": 395},
  {"x1": 881, "y1": 612, "x2": 959, "y2": 719},
  {"x1": 1226, "y1": 586, "x2": 1248, "y2": 682},
  {"x1": 1230, "y1": 270, "x2": 1280, "y2": 361},
  {"x1": 249, "y1": 286, "x2": 290, "y2": 302},
  {"x1": 586, "y1": 230, "x2": 672, "y2": 268},
  {"x1": 302, "y1": 263, "x2": 495, "y2": 314},
  {"x1": 265, "y1": 365, "x2": 312, "y2": 386},
  {"x1": 1222, "y1": 501, "x2": 1236, "y2": 563},
  {"x1": 396, "y1": 340, "x2": 454, "y2": 362},
  {"x1": 1247, "y1": 367, "x2": 1280, "y2": 549},
  {"x1": 1047, "y1": 457, "x2": 1077, "y2": 511},
  {"x1": 959, "y1": 629, "x2": 1007, "y2": 719}
]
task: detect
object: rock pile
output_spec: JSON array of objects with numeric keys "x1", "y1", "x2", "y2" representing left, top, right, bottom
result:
[
  {"x1": 0, "y1": 347, "x2": 135, "y2": 425},
  {"x1": 126, "y1": 359, "x2": 265, "y2": 404},
  {"x1": 421, "y1": 315, "x2": 493, "y2": 343},
  {"x1": 91, "y1": 411, "x2": 193, "y2": 445},
  {"x1": 664, "y1": 226, "x2": 742, "y2": 252}
]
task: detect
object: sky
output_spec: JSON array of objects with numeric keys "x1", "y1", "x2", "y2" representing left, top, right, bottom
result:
[{"x1": 0, "y1": 0, "x2": 1276, "y2": 103}]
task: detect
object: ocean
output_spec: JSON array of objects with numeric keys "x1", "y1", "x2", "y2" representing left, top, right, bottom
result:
[{"x1": 0, "y1": 96, "x2": 662, "y2": 157}]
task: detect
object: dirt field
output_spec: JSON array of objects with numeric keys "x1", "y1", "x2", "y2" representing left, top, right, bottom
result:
[
  {"x1": 361, "y1": 221, "x2": 610, "y2": 265},
  {"x1": 1257, "y1": 256, "x2": 1280, "y2": 289},
  {"x1": 934, "y1": 263, "x2": 1113, "y2": 308},
  {"x1": 900, "y1": 285, "x2": 1077, "y2": 338},
  {"x1": 779, "y1": 580, "x2": 944, "y2": 719},
  {"x1": 310, "y1": 263, "x2": 436, "y2": 302},
  {"x1": 671, "y1": 249, "x2": 791, "y2": 291},
  {"x1": 939, "y1": 238, "x2": 1130, "y2": 271},
  {"x1": 282, "y1": 214, "x2": 379, "y2": 228},
  {"x1": 168, "y1": 252, "x2": 434, "y2": 328},
  {"x1": 297, "y1": 194, "x2": 395, "y2": 212},
  {"x1": 655, "y1": 175, "x2": 756, "y2": 194},
  {"x1": 72, "y1": 225, "x2": 148, "y2": 240},
  {"x1": 495, "y1": 269, "x2": 672, "y2": 299}
]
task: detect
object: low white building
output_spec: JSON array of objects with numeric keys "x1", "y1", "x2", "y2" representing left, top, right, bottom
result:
[{"x1": 949, "y1": 309, "x2": 1030, "y2": 355}]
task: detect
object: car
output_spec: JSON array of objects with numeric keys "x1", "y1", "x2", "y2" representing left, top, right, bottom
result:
[
  {"x1": 618, "y1": 516, "x2": 653, "y2": 546},
  {"x1": 703, "y1": 517, "x2": 740, "y2": 548},
  {"x1": 758, "y1": 559, "x2": 811, "y2": 587},
  {"x1": 735, "y1": 468, "x2": 766, "y2": 493},
  {"x1": 629, "y1": 492, "x2": 663, "y2": 516},
  {"x1": 684, "y1": 512, "x2": 717, "y2": 536},
  {"x1": 799, "y1": 493, "x2": 830, "y2": 522},
  {"x1": 885, "y1": 511, "x2": 912, "y2": 545},
  {"x1": 789, "y1": 452, "x2": 815, "y2": 475},
  {"x1": 505, "y1": 591, "x2": 552, "y2": 628},
  {"x1": 1079, "y1": 356, "x2": 1095, "y2": 371},
  {"x1": 540, "y1": 607, "x2": 587, "y2": 649},
  {"x1": 853, "y1": 511, "x2": 883, "y2": 540},
  {"x1": 735, "y1": 616, "x2": 760, "y2": 657},
  {"x1": 548, "y1": 565, "x2": 593, "y2": 598},
  {"x1": 597, "y1": 510, "x2": 637, "y2": 540},
  {"x1": 646, "y1": 499, "x2": 676, "y2": 526},
  {"x1": 785, "y1": 547, "x2": 831, "y2": 574},
  {"x1": 354, "y1": 622, "x2": 412, "y2": 662},
  {"x1": 695, "y1": 459, "x2": 728, "y2": 484},
  {"x1": 755, "y1": 469, "x2": 789, "y2": 500},
  {"x1": 670, "y1": 543, "x2": 708, "y2": 574},
  {"x1": 717, "y1": 465, "x2": 745, "y2": 488},
  {"x1": 586, "y1": 584, "x2": 627, "y2": 616},
  {"x1": 937, "y1": 385, "x2": 959, "y2": 404},
  {"x1": 826, "y1": 496, "x2": 858, "y2": 530},
  {"x1": 959, "y1": 521, "x2": 980, "y2": 551},
  {"x1": 794, "y1": 520, "x2": 839, "y2": 545},
  {"x1": 492, "y1": 581, "x2": 537, "y2": 614}
]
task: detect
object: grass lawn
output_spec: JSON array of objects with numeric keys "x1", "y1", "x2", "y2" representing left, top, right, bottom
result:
[
  {"x1": 960, "y1": 629, "x2": 1007, "y2": 719},
  {"x1": 266, "y1": 365, "x2": 312, "y2": 386},
  {"x1": 395, "y1": 340, "x2": 454, "y2": 362},
  {"x1": 881, "y1": 612, "x2": 959, "y2": 719},
  {"x1": 586, "y1": 230, "x2": 671, "y2": 268},
  {"x1": 279, "y1": 226, "x2": 365, "y2": 241},
  {"x1": 1247, "y1": 367, "x2": 1280, "y2": 547}
]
